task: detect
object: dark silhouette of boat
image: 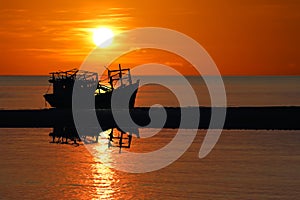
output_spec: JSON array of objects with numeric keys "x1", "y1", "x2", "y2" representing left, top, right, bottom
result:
[{"x1": 44, "y1": 64, "x2": 139, "y2": 109}]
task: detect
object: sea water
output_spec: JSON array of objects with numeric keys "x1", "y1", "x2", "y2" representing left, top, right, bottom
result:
[
  {"x1": 1, "y1": 76, "x2": 300, "y2": 109},
  {"x1": 0, "y1": 76, "x2": 300, "y2": 199}
]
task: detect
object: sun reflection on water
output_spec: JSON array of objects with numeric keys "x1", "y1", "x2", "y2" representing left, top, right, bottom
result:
[
  {"x1": 89, "y1": 130, "x2": 120, "y2": 200},
  {"x1": 91, "y1": 159, "x2": 119, "y2": 200}
]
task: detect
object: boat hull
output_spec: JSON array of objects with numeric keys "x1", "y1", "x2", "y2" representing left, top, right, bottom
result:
[{"x1": 44, "y1": 82, "x2": 139, "y2": 109}]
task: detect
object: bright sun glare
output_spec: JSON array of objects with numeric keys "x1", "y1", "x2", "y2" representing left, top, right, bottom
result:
[{"x1": 93, "y1": 28, "x2": 114, "y2": 48}]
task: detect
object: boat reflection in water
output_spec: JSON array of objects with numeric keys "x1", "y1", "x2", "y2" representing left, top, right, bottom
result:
[
  {"x1": 49, "y1": 124, "x2": 139, "y2": 152},
  {"x1": 48, "y1": 123, "x2": 140, "y2": 199}
]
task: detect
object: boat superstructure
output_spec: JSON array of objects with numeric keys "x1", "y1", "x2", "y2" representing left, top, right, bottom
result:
[{"x1": 44, "y1": 64, "x2": 139, "y2": 109}]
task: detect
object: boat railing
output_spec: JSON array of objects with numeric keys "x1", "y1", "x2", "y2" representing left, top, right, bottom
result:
[
  {"x1": 49, "y1": 69, "x2": 98, "y2": 84},
  {"x1": 107, "y1": 65, "x2": 133, "y2": 87},
  {"x1": 48, "y1": 65, "x2": 133, "y2": 90}
]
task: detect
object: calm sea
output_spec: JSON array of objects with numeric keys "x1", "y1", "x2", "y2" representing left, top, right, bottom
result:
[{"x1": 0, "y1": 76, "x2": 300, "y2": 199}]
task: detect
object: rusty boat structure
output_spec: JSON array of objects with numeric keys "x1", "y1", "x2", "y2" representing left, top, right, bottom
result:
[{"x1": 44, "y1": 64, "x2": 140, "y2": 109}]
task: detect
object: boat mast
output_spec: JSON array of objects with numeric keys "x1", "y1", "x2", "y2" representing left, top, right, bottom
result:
[{"x1": 119, "y1": 64, "x2": 123, "y2": 87}]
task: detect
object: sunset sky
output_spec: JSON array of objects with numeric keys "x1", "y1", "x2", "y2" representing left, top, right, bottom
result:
[{"x1": 1, "y1": 0, "x2": 299, "y2": 75}]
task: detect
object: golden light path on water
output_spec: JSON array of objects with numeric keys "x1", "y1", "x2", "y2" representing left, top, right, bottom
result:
[
  {"x1": 90, "y1": 130, "x2": 119, "y2": 199},
  {"x1": 91, "y1": 160, "x2": 116, "y2": 199}
]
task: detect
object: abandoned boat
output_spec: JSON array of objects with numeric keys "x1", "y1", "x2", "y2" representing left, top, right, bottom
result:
[{"x1": 44, "y1": 64, "x2": 139, "y2": 109}]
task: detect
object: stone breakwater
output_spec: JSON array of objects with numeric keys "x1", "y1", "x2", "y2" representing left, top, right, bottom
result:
[{"x1": 0, "y1": 107, "x2": 299, "y2": 130}]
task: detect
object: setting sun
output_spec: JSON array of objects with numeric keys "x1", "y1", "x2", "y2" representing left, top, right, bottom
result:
[{"x1": 92, "y1": 28, "x2": 114, "y2": 48}]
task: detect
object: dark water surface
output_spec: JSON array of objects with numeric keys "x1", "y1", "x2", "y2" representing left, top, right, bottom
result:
[
  {"x1": 0, "y1": 76, "x2": 299, "y2": 109},
  {"x1": 0, "y1": 76, "x2": 299, "y2": 199},
  {"x1": 1, "y1": 129, "x2": 299, "y2": 199}
]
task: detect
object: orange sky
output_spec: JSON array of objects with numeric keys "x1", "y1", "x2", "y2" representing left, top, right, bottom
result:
[{"x1": 0, "y1": 0, "x2": 299, "y2": 75}]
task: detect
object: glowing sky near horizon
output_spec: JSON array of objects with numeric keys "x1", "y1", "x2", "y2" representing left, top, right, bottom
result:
[{"x1": 0, "y1": 0, "x2": 299, "y2": 75}]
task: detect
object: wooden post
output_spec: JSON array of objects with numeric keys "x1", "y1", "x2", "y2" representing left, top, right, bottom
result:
[
  {"x1": 119, "y1": 64, "x2": 123, "y2": 86},
  {"x1": 128, "y1": 69, "x2": 132, "y2": 84},
  {"x1": 108, "y1": 70, "x2": 113, "y2": 89}
]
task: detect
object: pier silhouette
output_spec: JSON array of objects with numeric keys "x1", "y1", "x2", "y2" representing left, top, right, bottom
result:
[{"x1": 0, "y1": 107, "x2": 299, "y2": 130}]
